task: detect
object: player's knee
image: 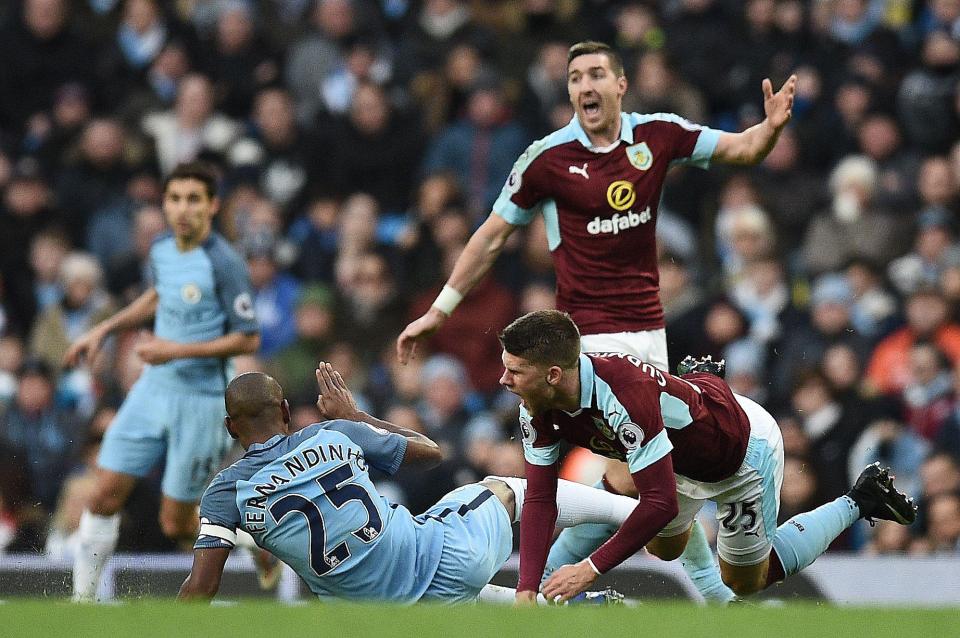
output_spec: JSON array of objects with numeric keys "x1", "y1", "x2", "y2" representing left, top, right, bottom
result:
[
  {"x1": 89, "y1": 488, "x2": 125, "y2": 517},
  {"x1": 481, "y1": 477, "x2": 516, "y2": 521},
  {"x1": 645, "y1": 536, "x2": 684, "y2": 562}
]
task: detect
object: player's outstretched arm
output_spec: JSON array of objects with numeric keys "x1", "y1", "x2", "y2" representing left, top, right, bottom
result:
[
  {"x1": 315, "y1": 362, "x2": 443, "y2": 468},
  {"x1": 178, "y1": 547, "x2": 231, "y2": 601},
  {"x1": 712, "y1": 74, "x2": 797, "y2": 166},
  {"x1": 396, "y1": 214, "x2": 518, "y2": 364},
  {"x1": 64, "y1": 287, "x2": 159, "y2": 367}
]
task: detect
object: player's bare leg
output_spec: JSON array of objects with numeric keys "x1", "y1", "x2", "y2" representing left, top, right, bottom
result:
[
  {"x1": 159, "y1": 497, "x2": 203, "y2": 548},
  {"x1": 716, "y1": 464, "x2": 918, "y2": 597},
  {"x1": 546, "y1": 459, "x2": 735, "y2": 604},
  {"x1": 73, "y1": 468, "x2": 138, "y2": 602},
  {"x1": 645, "y1": 527, "x2": 692, "y2": 561}
]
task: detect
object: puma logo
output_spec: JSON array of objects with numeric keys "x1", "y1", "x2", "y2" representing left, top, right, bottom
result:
[{"x1": 569, "y1": 163, "x2": 589, "y2": 179}]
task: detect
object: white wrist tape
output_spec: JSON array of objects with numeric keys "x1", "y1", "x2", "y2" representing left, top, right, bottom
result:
[
  {"x1": 585, "y1": 557, "x2": 602, "y2": 575},
  {"x1": 432, "y1": 284, "x2": 463, "y2": 315}
]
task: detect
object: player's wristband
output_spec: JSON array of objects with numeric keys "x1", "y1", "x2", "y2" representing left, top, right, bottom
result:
[
  {"x1": 432, "y1": 284, "x2": 463, "y2": 315},
  {"x1": 585, "y1": 557, "x2": 602, "y2": 575}
]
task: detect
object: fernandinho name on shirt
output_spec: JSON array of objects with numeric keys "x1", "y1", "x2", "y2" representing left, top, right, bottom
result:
[{"x1": 242, "y1": 442, "x2": 368, "y2": 533}]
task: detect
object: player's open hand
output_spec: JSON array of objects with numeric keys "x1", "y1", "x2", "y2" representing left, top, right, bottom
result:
[
  {"x1": 542, "y1": 560, "x2": 598, "y2": 603},
  {"x1": 396, "y1": 307, "x2": 447, "y2": 364},
  {"x1": 763, "y1": 74, "x2": 797, "y2": 131},
  {"x1": 316, "y1": 361, "x2": 360, "y2": 421},
  {"x1": 63, "y1": 328, "x2": 106, "y2": 367}
]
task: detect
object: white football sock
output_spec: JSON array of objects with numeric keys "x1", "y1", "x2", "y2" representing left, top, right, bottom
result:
[
  {"x1": 477, "y1": 584, "x2": 549, "y2": 605},
  {"x1": 73, "y1": 510, "x2": 120, "y2": 602},
  {"x1": 486, "y1": 476, "x2": 637, "y2": 527},
  {"x1": 554, "y1": 479, "x2": 637, "y2": 528}
]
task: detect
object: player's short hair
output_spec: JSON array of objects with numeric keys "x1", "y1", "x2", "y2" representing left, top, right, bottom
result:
[
  {"x1": 499, "y1": 310, "x2": 581, "y2": 369},
  {"x1": 568, "y1": 41, "x2": 625, "y2": 78},
  {"x1": 163, "y1": 162, "x2": 219, "y2": 199}
]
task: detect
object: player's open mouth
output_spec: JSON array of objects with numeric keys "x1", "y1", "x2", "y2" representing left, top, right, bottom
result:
[{"x1": 582, "y1": 100, "x2": 600, "y2": 117}]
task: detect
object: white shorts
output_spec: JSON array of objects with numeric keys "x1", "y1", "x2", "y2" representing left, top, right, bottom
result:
[
  {"x1": 657, "y1": 394, "x2": 785, "y2": 567},
  {"x1": 580, "y1": 328, "x2": 668, "y2": 370}
]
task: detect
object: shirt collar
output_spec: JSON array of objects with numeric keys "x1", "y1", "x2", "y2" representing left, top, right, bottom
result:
[
  {"x1": 569, "y1": 112, "x2": 634, "y2": 149},
  {"x1": 577, "y1": 353, "x2": 596, "y2": 410},
  {"x1": 246, "y1": 433, "x2": 284, "y2": 454}
]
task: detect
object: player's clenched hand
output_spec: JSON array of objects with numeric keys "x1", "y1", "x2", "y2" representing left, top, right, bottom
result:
[
  {"x1": 316, "y1": 361, "x2": 360, "y2": 421},
  {"x1": 514, "y1": 590, "x2": 538, "y2": 606},
  {"x1": 763, "y1": 74, "x2": 797, "y2": 131},
  {"x1": 542, "y1": 560, "x2": 598, "y2": 603},
  {"x1": 135, "y1": 334, "x2": 181, "y2": 364},
  {"x1": 396, "y1": 307, "x2": 447, "y2": 364}
]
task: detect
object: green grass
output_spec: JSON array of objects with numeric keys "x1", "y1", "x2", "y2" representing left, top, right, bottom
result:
[{"x1": 0, "y1": 601, "x2": 957, "y2": 638}]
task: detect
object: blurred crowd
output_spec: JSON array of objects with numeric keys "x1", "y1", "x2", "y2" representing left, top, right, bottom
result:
[{"x1": 1, "y1": 0, "x2": 959, "y2": 561}]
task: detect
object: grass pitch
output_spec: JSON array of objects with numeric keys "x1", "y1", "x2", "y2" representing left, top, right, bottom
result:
[{"x1": 0, "y1": 600, "x2": 955, "y2": 638}]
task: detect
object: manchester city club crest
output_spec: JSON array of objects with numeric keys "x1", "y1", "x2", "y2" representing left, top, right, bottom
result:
[{"x1": 626, "y1": 141, "x2": 653, "y2": 171}]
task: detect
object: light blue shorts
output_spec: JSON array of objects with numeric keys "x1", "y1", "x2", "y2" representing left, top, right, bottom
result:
[
  {"x1": 419, "y1": 484, "x2": 513, "y2": 603},
  {"x1": 98, "y1": 375, "x2": 233, "y2": 501}
]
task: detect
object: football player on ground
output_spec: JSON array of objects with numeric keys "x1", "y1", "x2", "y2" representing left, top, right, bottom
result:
[
  {"x1": 498, "y1": 310, "x2": 917, "y2": 603},
  {"x1": 178, "y1": 363, "x2": 634, "y2": 604}
]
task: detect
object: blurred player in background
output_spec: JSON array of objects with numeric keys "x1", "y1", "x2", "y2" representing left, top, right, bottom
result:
[
  {"x1": 178, "y1": 364, "x2": 635, "y2": 604},
  {"x1": 397, "y1": 40, "x2": 797, "y2": 603},
  {"x1": 498, "y1": 310, "x2": 917, "y2": 602},
  {"x1": 65, "y1": 162, "x2": 260, "y2": 602}
]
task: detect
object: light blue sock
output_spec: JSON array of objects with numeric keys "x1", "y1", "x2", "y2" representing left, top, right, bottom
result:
[
  {"x1": 680, "y1": 519, "x2": 736, "y2": 604},
  {"x1": 543, "y1": 480, "x2": 617, "y2": 583},
  {"x1": 772, "y1": 496, "x2": 860, "y2": 576}
]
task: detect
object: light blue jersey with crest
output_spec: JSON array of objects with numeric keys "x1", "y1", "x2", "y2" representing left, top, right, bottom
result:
[
  {"x1": 196, "y1": 421, "x2": 445, "y2": 602},
  {"x1": 145, "y1": 231, "x2": 258, "y2": 393}
]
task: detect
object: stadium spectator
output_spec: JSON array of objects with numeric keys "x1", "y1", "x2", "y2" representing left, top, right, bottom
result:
[
  {"x1": 866, "y1": 287, "x2": 960, "y2": 395},
  {"x1": 229, "y1": 86, "x2": 325, "y2": 217},
  {"x1": 29, "y1": 252, "x2": 114, "y2": 376},
  {"x1": 104, "y1": 204, "x2": 166, "y2": 304},
  {"x1": 0, "y1": 0, "x2": 93, "y2": 142},
  {"x1": 0, "y1": 358, "x2": 84, "y2": 510},
  {"x1": 28, "y1": 229, "x2": 70, "y2": 313},
  {"x1": 245, "y1": 232, "x2": 301, "y2": 358},
  {"x1": 326, "y1": 81, "x2": 425, "y2": 213},
  {"x1": 266, "y1": 284, "x2": 337, "y2": 404},
  {"x1": 405, "y1": 243, "x2": 517, "y2": 396},
  {"x1": 199, "y1": 0, "x2": 280, "y2": 119},
  {"x1": 141, "y1": 73, "x2": 242, "y2": 175},
  {"x1": 916, "y1": 491, "x2": 960, "y2": 553},
  {"x1": 899, "y1": 341, "x2": 955, "y2": 442},
  {"x1": 802, "y1": 154, "x2": 912, "y2": 276},
  {"x1": 422, "y1": 74, "x2": 529, "y2": 220}
]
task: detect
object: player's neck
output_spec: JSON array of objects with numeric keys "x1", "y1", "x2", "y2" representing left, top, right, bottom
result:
[
  {"x1": 553, "y1": 365, "x2": 582, "y2": 413},
  {"x1": 583, "y1": 115, "x2": 622, "y2": 149},
  {"x1": 175, "y1": 229, "x2": 211, "y2": 252},
  {"x1": 241, "y1": 426, "x2": 287, "y2": 449}
]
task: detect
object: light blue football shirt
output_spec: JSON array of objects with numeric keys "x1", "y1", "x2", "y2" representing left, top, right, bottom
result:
[
  {"x1": 196, "y1": 421, "x2": 445, "y2": 602},
  {"x1": 145, "y1": 231, "x2": 258, "y2": 393}
]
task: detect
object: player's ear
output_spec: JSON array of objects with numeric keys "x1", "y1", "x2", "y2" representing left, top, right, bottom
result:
[
  {"x1": 545, "y1": 365, "x2": 564, "y2": 386},
  {"x1": 280, "y1": 399, "x2": 291, "y2": 428},
  {"x1": 224, "y1": 416, "x2": 239, "y2": 440}
]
